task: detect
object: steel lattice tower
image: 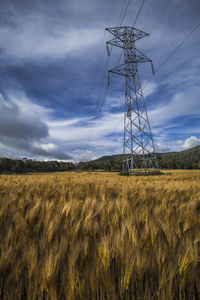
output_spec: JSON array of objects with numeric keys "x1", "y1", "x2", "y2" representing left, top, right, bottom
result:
[{"x1": 106, "y1": 27, "x2": 159, "y2": 175}]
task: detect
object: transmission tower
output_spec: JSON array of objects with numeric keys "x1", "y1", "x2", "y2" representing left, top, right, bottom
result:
[{"x1": 106, "y1": 27, "x2": 159, "y2": 175}]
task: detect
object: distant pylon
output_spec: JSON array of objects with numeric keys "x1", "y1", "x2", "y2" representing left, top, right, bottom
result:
[{"x1": 106, "y1": 27, "x2": 159, "y2": 175}]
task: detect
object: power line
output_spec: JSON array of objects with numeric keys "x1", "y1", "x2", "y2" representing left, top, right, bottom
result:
[
  {"x1": 156, "y1": 23, "x2": 200, "y2": 73},
  {"x1": 105, "y1": 0, "x2": 114, "y2": 28},
  {"x1": 95, "y1": 50, "x2": 124, "y2": 117},
  {"x1": 119, "y1": 0, "x2": 131, "y2": 26},
  {"x1": 98, "y1": 116, "x2": 124, "y2": 153},
  {"x1": 85, "y1": 1, "x2": 131, "y2": 151},
  {"x1": 133, "y1": 0, "x2": 145, "y2": 27},
  {"x1": 84, "y1": 52, "x2": 113, "y2": 151},
  {"x1": 84, "y1": 0, "x2": 115, "y2": 151},
  {"x1": 92, "y1": 0, "x2": 114, "y2": 111},
  {"x1": 150, "y1": 0, "x2": 173, "y2": 35},
  {"x1": 84, "y1": 84, "x2": 109, "y2": 151},
  {"x1": 84, "y1": 49, "x2": 124, "y2": 151},
  {"x1": 143, "y1": 22, "x2": 200, "y2": 91},
  {"x1": 117, "y1": 0, "x2": 129, "y2": 26},
  {"x1": 142, "y1": 0, "x2": 173, "y2": 50},
  {"x1": 95, "y1": 50, "x2": 123, "y2": 116}
]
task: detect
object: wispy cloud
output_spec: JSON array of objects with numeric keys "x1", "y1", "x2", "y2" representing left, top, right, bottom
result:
[
  {"x1": 142, "y1": 81, "x2": 158, "y2": 99},
  {"x1": 0, "y1": 26, "x2": 102, "y2": 62},
  {"x1": 148, "y1": 87, "x2": 200, "y2": 127}
]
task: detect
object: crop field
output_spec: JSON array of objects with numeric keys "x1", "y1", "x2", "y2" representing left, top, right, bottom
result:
[{"x1": 0, "y1": 170, "x2": 200, "y2": 299}]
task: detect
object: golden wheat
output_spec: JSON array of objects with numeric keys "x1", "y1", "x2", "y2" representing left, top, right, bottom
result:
[{"x1": 0, "y1": 170, "x2": 200, "y2": 299}]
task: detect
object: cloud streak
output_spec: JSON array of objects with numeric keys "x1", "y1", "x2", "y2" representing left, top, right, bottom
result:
[{"x1": 148, "y1": 87, "x2": 200, "y2": 127}]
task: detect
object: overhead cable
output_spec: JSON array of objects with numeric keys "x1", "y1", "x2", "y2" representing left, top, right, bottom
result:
[
  {"x1": 119, "y1": 0, "x2": 132, "y2": 26},
  {"x1": 150, "y1": 0, "x2": 173, "y2": 35},
  {"x1": 143, "y1": 23, "x2": 200, "y2": 91},
  {"x1": 85, "y1": 0, "x2": 132, "y2": 151},
  {"x1": 133, "y1": 0, "x2": 145, "y2": 27},
  {"x1": 142, "y1": 0, "x2": 173, "y2": 50}
]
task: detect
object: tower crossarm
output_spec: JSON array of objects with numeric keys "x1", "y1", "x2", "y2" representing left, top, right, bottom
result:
[
  {"x1": 108, "y1": 49, "x2": 153, "y2": 80},
  {"x1": 108, "y1": 64, "x2": 126, "y2": 77},
  {"x1": 106, "y1": 27, "x2": 149, "y2": 45}
]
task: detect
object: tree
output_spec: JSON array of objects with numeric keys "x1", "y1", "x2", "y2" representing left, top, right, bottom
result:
[{"x1": 11, "y1": 160, "x2": 25, "y2": 173}]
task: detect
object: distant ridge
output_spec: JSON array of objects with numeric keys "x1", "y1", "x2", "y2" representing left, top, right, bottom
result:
[
  {"x1": 91, "y1": 146, "x2": 200, "y2": 170},
  {"x1": 94, "y1": 146, "x2": 200, "y2": 162},
  {"x1": 93, "y1": 154, "x2": 123, "y2": 162}
]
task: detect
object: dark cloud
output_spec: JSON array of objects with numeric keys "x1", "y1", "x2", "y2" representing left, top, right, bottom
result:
[
  {"x1": 0, "y1": 93, "x2": 48, "y2": 139},
  {"x1": 0, "y1": 93, "x2": 71, "y2": 159},
  {"x1": 29, "y1": 143, "x2": 72, "y2": 160},
  {"x1": 1, "y1": 59, "x2": 99, "y2": 119},
  {"x1": 0, "y1": 0, "x2": 105, "y2": 120}
]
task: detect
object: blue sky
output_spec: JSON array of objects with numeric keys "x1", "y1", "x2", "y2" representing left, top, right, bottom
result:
[{"x1": 0, "y1": 0, "x2": 200, "y2": 161}]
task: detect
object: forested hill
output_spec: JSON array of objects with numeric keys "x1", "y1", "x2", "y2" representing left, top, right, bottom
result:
[
  {"x1": 157, "y1": 145, "x2": 200, "y2": 169},
  {"x1": 0, "y1": 146, "x2": 199, "y2": 174},
  {"x1": 89, "y1": 145, "x2": 200, "y2": 170}
]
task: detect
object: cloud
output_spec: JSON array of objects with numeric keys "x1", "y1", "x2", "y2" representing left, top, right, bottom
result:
[
  {"x1": 142, "y1": 81, "x2": 158, "y2": 98},
  {"x1": 48, "y1": 117, "x2": 91, "y2": 128},
  {"x1": 0, "y1": 147, "x2": 14, "y2": 159},
  {"x1": 0, "y1": 1, "x2": 103, "y2": 64},
  {"x1": 72, "y1": 149, "x2": 97, "y2": 162},
  {"x1": 12, "y1": 94, "x2": 53, "y2": 118},
  {"x1": 49, "y1": 112, "x2": 123, "y2": 144},
  {"x1": 47, "y1": 112, "x2": 124, "y2": 159},
  {"x1": 155, "y1": 143, "x2": 170, "y2": 153},
  {"x1": 104, "y1": 95, "x2": 124, "y2": 110},
  {"x1": 148, "y1": 87, "x2": 200, "y2": 127},
  {"x1": 0, "y1": 93, "x2": 71, "y2": 160},
  {"x1": 0, "y1": 93, "x2": 48, "y2": 140},
  {"x1": 181, "y1": 136, "x2": 200, "y2": 150},
  {"x1": 1, "y1": 27, "x2": 102, "y2": 62},
  {"x1": 31, "y1": 143, "x2": 71, "y2": 160}
]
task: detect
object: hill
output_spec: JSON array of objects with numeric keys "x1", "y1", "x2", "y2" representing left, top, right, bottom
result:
[
  {"x1": 80, "y1": 146, "x2": 200, "y2": 171},
  {"x1": 157, "y1": 145, "x2": 200, "y2": 169}
]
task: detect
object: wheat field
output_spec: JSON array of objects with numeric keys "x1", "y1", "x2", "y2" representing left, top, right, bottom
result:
[{"x1": 0, "y1": 170, "x2": 200, "y2": 299}]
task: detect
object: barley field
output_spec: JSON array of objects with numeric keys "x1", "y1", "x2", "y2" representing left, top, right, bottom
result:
[{"x1": 0, "y1": 170, "x2": 200, "y2": 299}]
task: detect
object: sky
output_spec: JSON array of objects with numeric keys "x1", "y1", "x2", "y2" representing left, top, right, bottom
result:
[{"x1": 0, "y1": 0, "x2": 200, "y2": 162}]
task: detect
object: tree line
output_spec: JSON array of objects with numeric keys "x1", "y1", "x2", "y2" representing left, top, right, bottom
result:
[
  {"x1": 0, "y1": 158, "x2": 74, "y2": 174},
  {"x1": 0, "y1": 146, "x2": 199, "y2": 174}
]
